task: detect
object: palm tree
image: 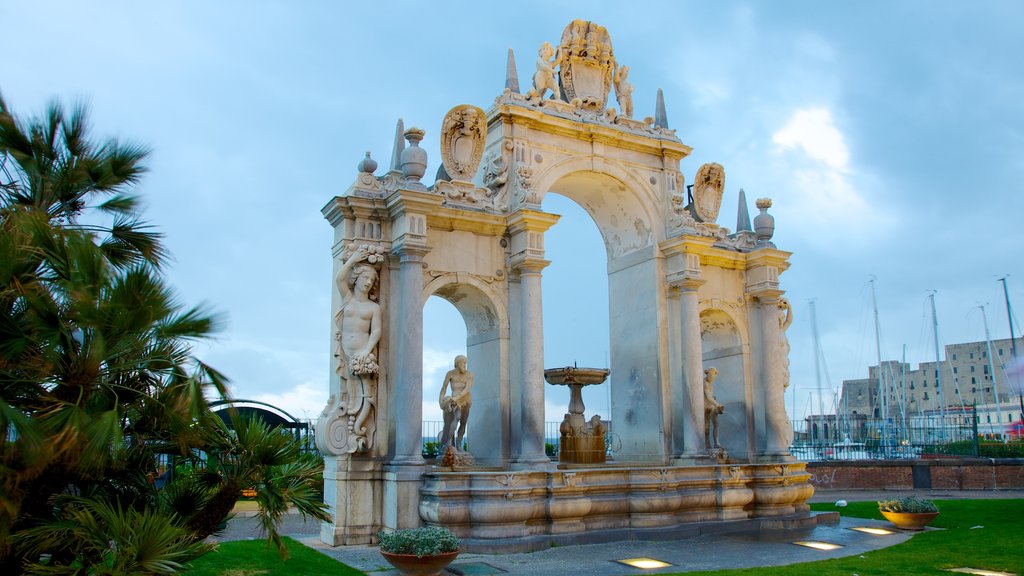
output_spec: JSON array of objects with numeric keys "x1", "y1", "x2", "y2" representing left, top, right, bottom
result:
[{"x1": 0, "y1": 93, "x2": 329, "y2": 574}]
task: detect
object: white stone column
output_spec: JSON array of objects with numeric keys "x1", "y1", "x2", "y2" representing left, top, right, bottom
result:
[
  {"x1": 391, "y1": 246, "x2": 429, "y2": 465},
  {"x1": 506, "y1": 209, "x2": 559, "y2": 469},
  {"x1": 513, "y1": 261, "x2": 550, "y2": 467},
  {"x1": 757, "y1": 293, "x2": 791, "y2": 456},
  {"x1": 676, "y1": 278, "x2": 707, "y2": 457}
]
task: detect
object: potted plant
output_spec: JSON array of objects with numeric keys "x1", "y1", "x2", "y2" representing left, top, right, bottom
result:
[
  {"x1": 877, "y1": 496, "x2": 940, "y2": 530},
  {"x1": 378, "y1": 526, "x2": 460, "y2": 576}
]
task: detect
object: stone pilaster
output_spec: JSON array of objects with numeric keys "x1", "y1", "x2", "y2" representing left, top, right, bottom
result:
[
  {"x1": 390, "y1": 245, "x2": 430, "y2": 465},
  {"x1": 670, "y1": 275, "x2": 707, "y2": 460},
  {"x1": 751, "y1": 290, "x2": 791, "y2": 458},
  {"x1": 507, "y1": 209, "x2": 559, "y2": 469}
]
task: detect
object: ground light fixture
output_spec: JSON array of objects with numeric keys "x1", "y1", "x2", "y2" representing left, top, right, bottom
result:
[
  {"x1": 849, "y1": 526, "x2": 896, "y2": 535},
  {"x1": 614, "y1": 557, "x2": 675, "y2": 569},
  {"x1": 946, "y1": 565, "x2": 1019, "y2": 569},
  {"x1": 792, "y1": 540, "x2": 842, "y2": 551}
]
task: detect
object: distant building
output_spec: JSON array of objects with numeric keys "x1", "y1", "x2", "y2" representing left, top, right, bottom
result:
[{"x1": 839, "y1": 337, "x2": 1023, "y2": 424}]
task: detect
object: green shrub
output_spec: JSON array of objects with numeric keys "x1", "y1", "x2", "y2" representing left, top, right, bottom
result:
[
  {"x1": 423, "y1": 441, "x2": 440, "y2": 459},
  {"x1": 378, "y1": 526, "x2": 459, "y2": 557},
  {"x1": 545, "y1": 442, "x2": 557, "y2": 457},
  {"x1": 878, "y1": 496, "x2": 938, "y2": 513}
]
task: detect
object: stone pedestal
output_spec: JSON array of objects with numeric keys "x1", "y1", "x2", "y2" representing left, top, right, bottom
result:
[{"x1": 321, "y1": 457, "x2": 382, "y2": 546}]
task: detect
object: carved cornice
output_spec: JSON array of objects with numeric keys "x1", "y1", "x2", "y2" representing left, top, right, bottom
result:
[
  {"x1": 486, "y1": 99, "x2": 692, "y2": 161},
  {"x1": 426, "y1": 205, "x2": 507, "y2": 237},
  {"x1": 321, "y1": 195, "x2": 388, "y2": 228}
]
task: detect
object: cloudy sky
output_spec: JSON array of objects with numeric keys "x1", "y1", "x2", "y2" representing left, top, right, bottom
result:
[{"x1": 5, "y1": 1, "x2": 1022, "y2": 425}]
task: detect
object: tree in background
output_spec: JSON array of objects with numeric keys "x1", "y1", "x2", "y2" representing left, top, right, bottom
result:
[{"x1": 0, "y1": 92, "x2": 329, "y2": 575}]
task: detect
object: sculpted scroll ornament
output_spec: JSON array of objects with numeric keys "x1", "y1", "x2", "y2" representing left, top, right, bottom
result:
[
  {"x1": 693, "y1": 162, "x2": 725, "y2": 223},
  {"x1": 482, "y1": 152, "x2": 508, "y2": 193},
  {"x1": 316, "y1": 244, "x2": 386, "y2": 456},
  {"x1": 440, "y1": 105, "x2": 487, "y2": 182}
]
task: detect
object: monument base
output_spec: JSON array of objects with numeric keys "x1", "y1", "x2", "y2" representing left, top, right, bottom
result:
[
  {"x1": 418, "y1": 461, "x2": 814, "y2": 553},
  {"x1": 320, "y1": 457, "x2": 383, "y2": 546}
]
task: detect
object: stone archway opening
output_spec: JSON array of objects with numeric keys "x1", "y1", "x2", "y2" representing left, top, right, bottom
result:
[
  {"x1": 424, "y1": 278, "x2": 510, "y2": 466},
  {"x1": 540, "y1": 194, "x2": 611, "y2": 425},
  {"x1": 701, "y1": 308, "x2": 750, "y2": 460},
  {"x1": 422, "y1": 295, "x2": 467, "y2": 430}
]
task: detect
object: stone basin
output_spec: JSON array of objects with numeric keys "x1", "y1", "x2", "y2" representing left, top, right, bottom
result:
[{"x1": 543, "y1": 366, "x2": 610, "y2": 385}]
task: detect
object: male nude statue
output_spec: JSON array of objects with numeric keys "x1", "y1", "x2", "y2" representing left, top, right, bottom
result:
[
  {"x1": 438, "y1": 355, "x2": 474, "y2": 451},
  {"x1": 703, "y1": 367, "x2": 725, "y2": 450}
]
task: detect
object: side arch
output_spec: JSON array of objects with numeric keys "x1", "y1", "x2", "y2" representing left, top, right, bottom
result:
[
  {"x1": 422, "y1": 273, "x2": 510, "y2": 465},
  {"x1": 700, "y1": 306, "x2": 751, "y2": 460}
]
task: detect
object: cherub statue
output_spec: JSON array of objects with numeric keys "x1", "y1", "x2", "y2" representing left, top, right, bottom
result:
[
  {"x1": 614, "y1": 64, "x2": 634, "y2": 118},
  {"x1": 529, "y1": 42, "x2": 560, "y2": 101}
]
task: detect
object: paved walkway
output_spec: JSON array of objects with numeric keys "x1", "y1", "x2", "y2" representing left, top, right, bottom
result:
[{"x1": 217, "y1": 489, "x2": 1024, "y2": 575}]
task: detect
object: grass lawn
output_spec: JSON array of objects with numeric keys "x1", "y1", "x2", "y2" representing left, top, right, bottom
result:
[
  {"x1": 186, "y1": 500, "x2": 1023, "y2": 576},
  {"x1": 669, "y1": 499, "x2": 1024, "y2": 576},
  {"x1": 184, "y1": 537, "x2": 365, "y2": 576}
]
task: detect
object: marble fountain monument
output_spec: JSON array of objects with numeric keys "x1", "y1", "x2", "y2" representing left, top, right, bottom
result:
[{"x1": 315, "y1": 19, "x2": 813, "y2": 553}]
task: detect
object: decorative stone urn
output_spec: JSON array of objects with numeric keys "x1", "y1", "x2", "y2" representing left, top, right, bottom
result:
[
  {"x1": 879, "y1": 510, "x2": 939, "y2": 531},
  {"x1": 379, "y1": 550, "x2": 460, "y2": 576}
]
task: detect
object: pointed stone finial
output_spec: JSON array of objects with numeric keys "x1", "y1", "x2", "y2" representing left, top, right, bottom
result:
[
  {"x1": 654, "y1": 88, "x2": 669, "y2": 129},
  {"x1": 505, "y1": 48, "x2": 520, "y2": 94},
  {"x1": 389, "y1": 118, "x2": 405, "y2": 172},
  {"x1": 736, "y1": 188, "x2": 752, "y2": 232}
]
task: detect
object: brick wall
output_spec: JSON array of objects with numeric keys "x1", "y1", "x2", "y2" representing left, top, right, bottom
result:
[{"x1": 806, "y1": 459, "x2": 1024, "y2": 491}]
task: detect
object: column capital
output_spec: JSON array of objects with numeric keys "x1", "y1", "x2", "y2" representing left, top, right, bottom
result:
[
  {"x1": 667, "y1": 273, "x2": 706, "y2": 293},
  {"x1": 747, "y1": 288, "x2": 785, "y2": 305},
  {"x1": 509, "y1": 254, "x2": 550, "y2": 275},
  {"x1": 392, "y1": 242, "x2": 431, "y2": 262},
  {"x1": 506, "y1": 208, "x2": 561, "y2": 235}
]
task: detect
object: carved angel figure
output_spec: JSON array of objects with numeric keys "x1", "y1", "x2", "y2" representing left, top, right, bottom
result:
[
  {"x1": 614, "y1": 64, "x2": 634, "y2": 118},
  {"x1": 529, "y1": 42, "x2": 561, "y2": 100}
]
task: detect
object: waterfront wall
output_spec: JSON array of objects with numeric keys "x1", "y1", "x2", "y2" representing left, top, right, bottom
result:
[{"x1": 806, "y1": 458, "x2": 1024, "y2": 491}]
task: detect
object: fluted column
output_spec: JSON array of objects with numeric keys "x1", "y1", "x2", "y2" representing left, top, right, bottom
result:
[{"x1": 391, "y1": 245, "x2": 430, "y2": 465}]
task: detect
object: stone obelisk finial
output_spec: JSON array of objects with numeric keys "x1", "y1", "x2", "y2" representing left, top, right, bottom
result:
[
  {"x1": 388, "y1": 118, "x2": 406, "y2": 173},
  {"x1": 654, "y1": 88, "x2": 669, "y2": 129},
  {"x1": 736, "y1": 188, "x2": 752, "y2": 232},
  {"x1": 505, "y1": 48, "x2": 520, "y2": 94}
]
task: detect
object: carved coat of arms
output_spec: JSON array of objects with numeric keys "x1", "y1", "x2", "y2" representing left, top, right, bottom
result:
[
  {"x1": 692, "y1": 162, "x2": 725, "y2": 223},
  {"x1": 557, "y1": 20, "x2": 615, "y2": 111},
  {"x1": 440, "y1": 104, "x2": 487, "y2": 182}
]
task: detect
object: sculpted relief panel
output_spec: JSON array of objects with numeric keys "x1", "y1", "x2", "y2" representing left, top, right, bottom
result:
[{"x1": 317, "y1": 244, "x2": 387, "y2": 456}]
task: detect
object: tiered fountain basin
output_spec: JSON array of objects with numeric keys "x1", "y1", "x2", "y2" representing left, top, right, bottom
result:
[
  {"x1": 545, "y1": 366, "x2": 610, "y2": 465},
  {"x1": 418, "y1": 462, "x2": 817, "y2": 553}
]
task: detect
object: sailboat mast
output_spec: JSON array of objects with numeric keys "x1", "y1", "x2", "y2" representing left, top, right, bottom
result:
[
  {"x1": 998, "y1": 276, "x2": 1023, "y2": 420},
  {"x1": 979, "y1": 304, "x2": 1002, "y2": 427},
  {"x1": 929, "y1": 291, "x2": 945, "y2": 436},
  {"x1": 810, "y1": 300, "x2": 825, "y2": 447},
  {"x1": 869, "y1": 278, "x2": 887, "y2": 453}
]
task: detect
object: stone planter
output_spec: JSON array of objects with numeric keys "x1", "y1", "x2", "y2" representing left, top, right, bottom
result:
[
  {"x1": 880, "y1": 510, "x2": 939, "y2": 531},
  {"x1": 379, "y1": 550, "x2": 459, "y2": 576}
]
